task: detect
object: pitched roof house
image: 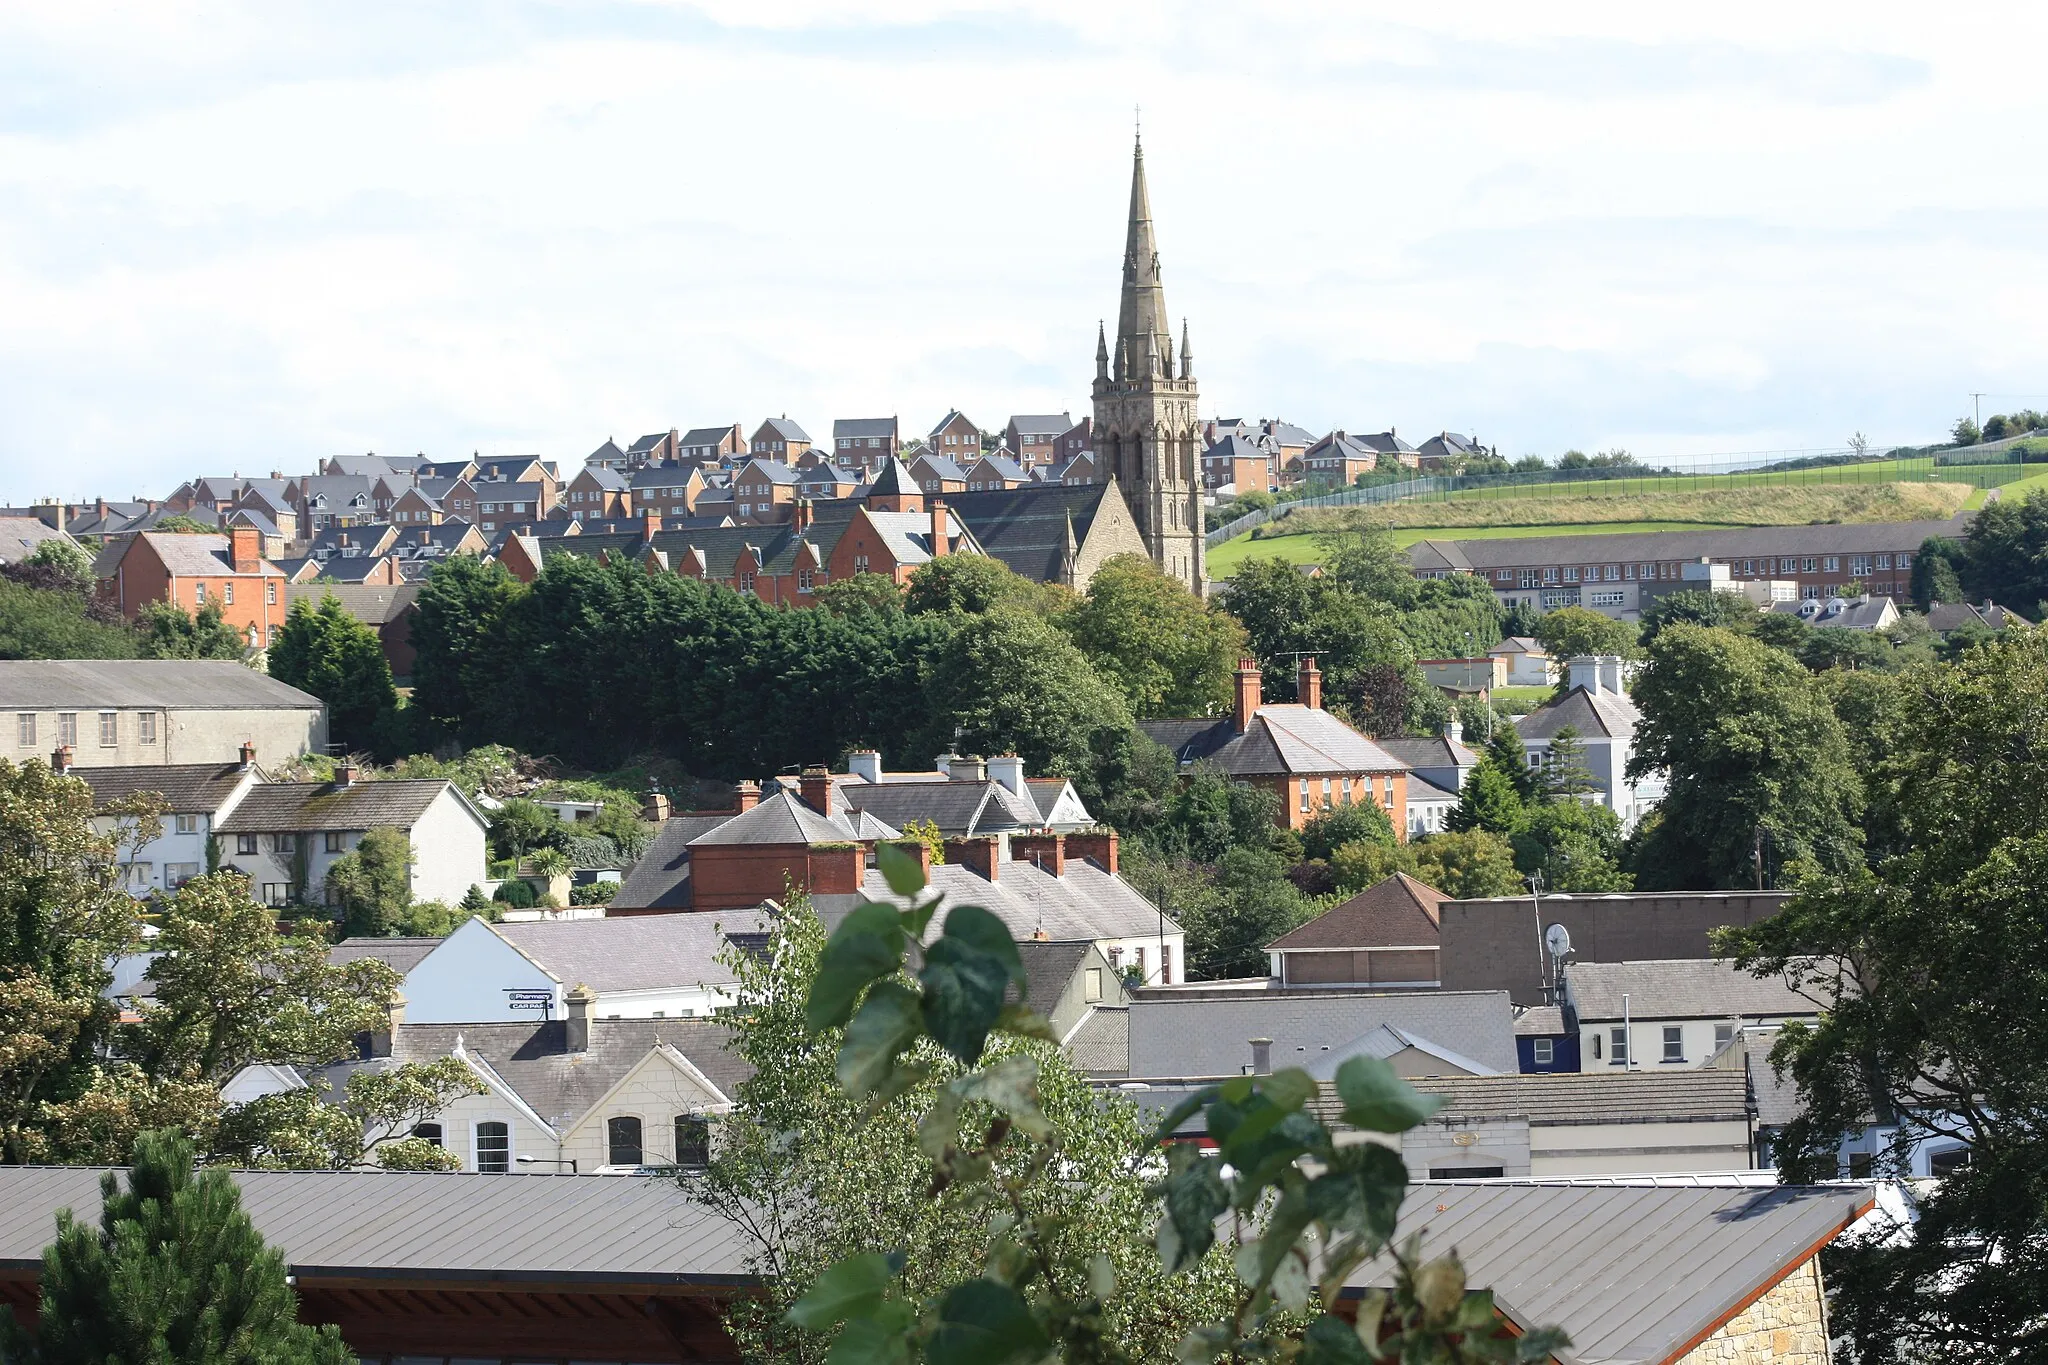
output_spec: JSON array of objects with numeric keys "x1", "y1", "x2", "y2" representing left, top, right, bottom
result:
[
  {"x1": 942, "y1": 481, "x2": 1148, "y2": 590},
  {"x1": 97, "y1": 529, "x2": 287, "y2": 648},
  {"x1": 1266, "y1": 873, "x2": 1447, "y2": 988},
  {"x1": 748, "y1": 417, "x2": 811, "y2": 462},
  {"x1": 215, "y1": 770, "x2": 488, "y2": 906},
  {"x1": 1514, "y1": 655, "x2": 1664, "y2": 829}
]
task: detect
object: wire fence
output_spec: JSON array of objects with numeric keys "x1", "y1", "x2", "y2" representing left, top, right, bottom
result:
[{"x1": 1205, "y1": 444, "x2": 2044, "y2": 547}]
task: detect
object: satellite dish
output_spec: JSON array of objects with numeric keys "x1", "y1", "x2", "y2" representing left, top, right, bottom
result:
[{"x1": 1544, "y1": 923, "x2": 1572, "y2": 960}]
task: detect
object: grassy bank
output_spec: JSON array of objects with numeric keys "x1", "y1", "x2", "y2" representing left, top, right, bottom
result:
[{"x1": 1207, "y1": 520, "x2": 1746, "y2": 577}]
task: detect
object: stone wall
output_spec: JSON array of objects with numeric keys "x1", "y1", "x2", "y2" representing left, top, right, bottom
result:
[{"x1": 1678, "y1": 1255, "x2": 1828, "y2": 1365}]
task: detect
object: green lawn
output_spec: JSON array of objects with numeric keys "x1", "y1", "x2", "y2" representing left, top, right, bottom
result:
[
  {"x1": 1207, "y1": 521, "x2": 1743, "y2": 578},
  {"x1": 1412, "y1": 457, "x2": 2039, "y2": 505}
]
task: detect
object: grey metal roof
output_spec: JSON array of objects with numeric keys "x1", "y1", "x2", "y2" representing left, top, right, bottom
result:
[
  {"x1": 1342, "y1": 1182, "x2": 1870, "y2": 1365},
  {"x1": 1067, "y1": 1006, "x2": 1130, "y2": 1075},
  {"x1": 1563, "y1": 958, "x2": 1820, "y2": 1022},
  {"x1": 1125, "y1": 986, "x2": 1516, "y2": 1079},
  {"x1": 217, "y1": 779, "x2": 458, "y2": 833},
  {"x1": 1268, "y1": 873, "x2": 1443, "y2": 951},
  {"x1": 394, "y1": 1018, "x2": 750, "y2": 1131},
  {"x1": 0, "y1": 661, "x2": 323, "y2": 711},
  {"x1": 0, "y1": 1166, "x2": 752, "y2": 1283},
  {"x1": 834, "y1": 416, "x2": 899, "y2": 439},
  {"x1": 845, "y1": 860, "x2": 1178, "y2": 946},
  {"x1": 329, "y1": 937, "x2": 442, "y2": 974},
  {"x1": 74, "y1": 762, "x2": 251, "y2": 814},
  {"x1": 494, "y1": 909, "x2": 776, "y2": 993}
]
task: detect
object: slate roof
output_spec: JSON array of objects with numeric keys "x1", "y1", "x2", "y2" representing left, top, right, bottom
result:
[
  {"x1": 302, "y1": 555, "x2": 397, "y2": 585},
  {"x1": 297, "y1": 475, "x2": 379, "y2": 508},
  {"x1": 912, "y1": 454, "x2": 969, "y2": 482},
  {"x1": 1375, "y1": 734, "x2": 1478, "y2": 773},
  {"x1": 585, "y1": 438, "x2": 629, "y2": 466},
  {"x1": 577, "y1": 466, "x2": 630, "y2": 492},
  {"x1": 837, "y1": 778, "x2": 1044, "y2": 835},
  {"x1": 494, "y1": 909, "x2": 777, "y2": 993},
  {"x1": 1416, "y1": 432, "x2": 1481, "y2": 459},
  {"x1": 867, "y1": 458, "x2": 920, "y2": 500},
  {"x1": 1924, "y1": 601, "x2": 2013, "y2": 631},
  {"x1": 967, "y1": 455, "x2": 1029, "y2": 484},
  {"x1": 1512, "y1": 1004, "x2": 1566, "y2": 1036},
  {"x1": 1512, "y1": 686, "x2": 1642, "y2": 741},
  {"x1": 73, "y1": 762, "x2": 251, "y2": 814},
  {"x1": 1014, "y1": 939, "x2": 1092, "y2": 1014},
  {"x1": 626, "y1": 433, "x2": 673, "y2": 458},
  {"x1": 1139, "y1": 705, "x2": 1408, "y2": 778},
  {"x1": 539, "y1": 502, "x2": 973, "y2": 581},
  {"x1": 1735, "y1": 1028, "x2": 1803, "y2": 1127},
  {"x1": 845, "y1": 860, "x2": 1180, "y2": 946},
  {"x1": 1268, "y1": 873, "x2": 1445, "y2": 951},
  {"x1": 1564, "y1": 958, "x2": 1821, "y2": 1022},
  {"x1": 394, "y1": 1018, "x2": 750, "y2": 1132},
  {"x1": 1066, "y1": 1006, "x2": 1130, "y2": 1074},
  {"x1": 835, "y1": 417, "x2": 899, "y2": 439},
  {"x1": 0, "y1": 1166, "x2": 753, "y2": 1282},
  {"x1": 629, "y1": 466, "x2": 697, "y2": 492},
  {"x1": 1007, "y1": 413, "x2": 1072, "y2": 438},
  {"x1": 1489, "y1": 636, "x2": 1544, "y2": 656},
  {"x1": 0, "y1": 517, "x2": 73, "y2": 564},
  {"x1": 1768, "y1": 594, "x2": 1898, "y2": 630},
  {"x1": 1204, "y1": 434, "x2": 1268, "y2": 463},
  {"x1": 610, "y1": 814, "x2": 739, "y2": 910},
  {"x1": 686, "y1": 790, "x2": 878, "y2": 846},
  {"x1": 1406, "y1": 775, "x2": 1459, "y2": 806},
  {"x1": 329, "y1": 937, "x2": 442, "y2": 974},
  {"x1": 1340, "y1": 1182, "x2": 1871, "y2": 1365},
  {"x1": 928, "y1": 409, "x2": 976, "y2": 437},
  {"x1": 758, "y1": 417, "x2": 810, "y2": 443},
  {"x1": 217, "y1": 779, "x2": 458, "y2": 833},
  {"x1": 1354, "y1": 430, "x2": 1417, "y2": 455},
  {"x1": 129, "y1": 531, "x2": 286, "y2": 579},
  {"x1": 1124, "y1": 985, "x2": 1517, "y2": 1078},
  {"x1": 0, "y1": 661, "x2": 322, "y2": 711},
  {"x1": 945, "y1": 483, "x2": 1118, "y2": 582},
  {"x1": 681, "y1": 426, "x2": 739, "y2": 448},
  {"x1": 733, "y1": 459, "x2": 800, "y2": 486},
  {"x1": 1344, "y1": 1069, "x2": 1755, "y2": 1126}
]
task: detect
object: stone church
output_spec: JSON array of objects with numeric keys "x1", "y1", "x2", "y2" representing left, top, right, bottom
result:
[{"x1": 944, "y1": 136, "x2": 1206, "y2": 594}]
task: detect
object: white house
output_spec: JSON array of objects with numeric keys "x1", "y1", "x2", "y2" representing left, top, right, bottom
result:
[
  {"x1": 73, "y1": 749, "x2": 262, "y2": 896},
  {"x1": 1563, "y1": 957, "x2": 1822, "y2": 1071},
  {"x1": 394, "y1": 910, "x2": 776, "y2": 1025},
  {"x1": 214, "y1": 767, "x2": 489, "y2": 906},
  {"x1": 1487, "y1": 637, "x2": 1552, "y2": 687},
  {"x1": 1513, "y1": 655, "x2": 1665, "y2": 831},
  {"x1": 1377, "y1": 725, "x2": 1479, "y2": 839}
]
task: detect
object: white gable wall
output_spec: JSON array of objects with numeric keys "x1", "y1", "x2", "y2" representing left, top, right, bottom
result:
[
  {"x1": 410, "y1": 786, "x2": 490, "y2": 903},
  {"x1": 403, "y1": 919, "x2": 560, "y2": 1024}
]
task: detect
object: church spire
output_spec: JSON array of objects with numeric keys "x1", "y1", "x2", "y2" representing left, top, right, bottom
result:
[
  {"x1": 1180, "y1": 319, "x2": 1192, "y2": 380},
  {"x1": 1096, "y1": 320, "x2": 1109, "y2": 383},
  {"x1": 1116, "y1": 133, "x2": 1169, "y2": 363}
]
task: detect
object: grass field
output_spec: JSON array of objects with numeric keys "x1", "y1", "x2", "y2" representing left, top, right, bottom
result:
[
  {"x1": 1400, "y1": 457, "x2": 2042, "y2": 505},
  {"x1": 1206, "y1": 520, "x2": 1745, "y2": 577}
]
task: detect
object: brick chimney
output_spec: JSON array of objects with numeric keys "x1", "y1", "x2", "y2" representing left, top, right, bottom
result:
[
  {"x1": 239, "y1": 740, "x2": 257, "y2": 768},
  {"x1": 643, "y1": 511, "x2": 662, "y2": 543},
  {"x1": 1297, "y1": 655, "x2": 1323, "y2": 710},
  {"x1": 944, "y1": 836, "x2": 1000, "y2": 882},
  {"x1": 733, "y1": 780, "x2": 761, "y2": 813},
  {"x1": 883, "y1": 838, "x2": 932, "y2": 882},
  {"x1": 1065, "y1": 829, "x2": 1118, "y2": 874},
  {"x1": 799, "y1": 765, "x2": 834, "y2": 816},
  {"x1": 230, "y1": 526, "x2": 261, "y2": 573},
  {"x1": 792, "y1": 498, "x2": 813, "y2": 534},
  {"x1": 50, "y1": 745, "x2": 73, "y2": 774},
  {"x1": 642, "y1": 787, "x2": 671, "y2": 822},
  {"x1": 1011, "y1": 832, "x2": 1066, "y2": 877},
  {"x1": 335, "y1": 759, "x2": 359, "y2": 787},
  {"x1": 950, "y1": 754, "x2": 987, "y2": 783},
  {"x1": 929, "y1": 499, "x2": 950, "y2": 556},
  {"x1": 1233, "y1": 659, "x2": 1263, "y2": 733},
  {"x1": 565, "y1": 983, "x2": 595, "y2": 1053}
]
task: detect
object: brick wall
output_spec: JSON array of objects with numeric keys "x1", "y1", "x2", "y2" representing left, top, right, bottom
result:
[{"x1": 1677, "y1": 1256, "x2": 1828, "y2": 1365}]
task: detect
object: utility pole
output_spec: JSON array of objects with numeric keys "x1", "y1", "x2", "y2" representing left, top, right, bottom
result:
[{"x1": 1973, "y1": 392, "x2": 1986, "y2": 431}]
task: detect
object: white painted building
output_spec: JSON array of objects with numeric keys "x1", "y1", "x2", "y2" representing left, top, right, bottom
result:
[
  {"x1": 215, "y1": 770, "x2": 489, "y2": 906},
  {"x1": 74, "y1": 752, "x2": 262, "y2": 896},
  {"x1": 1564, "y1": 957, "x2": 1821, "y2": 1072},
  {"x1": 1514, "y1": 655, "x2": 1666, "y2": 831},
  {"x1": 0, "y1": 660, "x2": 326, "y2": 768}
]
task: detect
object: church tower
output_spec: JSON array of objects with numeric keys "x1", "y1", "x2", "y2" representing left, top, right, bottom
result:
[{"x1": 1092, "y1": 134, "x2": 1205, "y2": 592}]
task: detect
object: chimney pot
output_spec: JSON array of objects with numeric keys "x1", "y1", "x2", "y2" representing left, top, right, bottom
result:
[
  {"x1": 950, "y1": 754, "x2": 987, "y2": 784},
  {"x1": 1233, "y1": 659, "x2": 1263, "y2": 733},
  {"x1": 565, "y1": 983, "x2": 595, "y2": 1053},
  {"x1": 733, "y1": 780, "x2": 761, "y2": 813},
  {"x1": 642, "y1": 787, "x2": 671, "y2": 822},
  {"x1": 240, "y1": 740, "x2": 257, "y2": 768},
  {"x1": 847, "y1": 750, "x2": 882, "y2": 784},
  {"x1": 335, "y1": 759, "x2": 359, "y2": 787},
  {"x1": 1011, "y1": 832, "x2": 1066, "y2": 878},
  {"x1": 1442, "y1": 719, "x2": 1463, "y2": 745}
]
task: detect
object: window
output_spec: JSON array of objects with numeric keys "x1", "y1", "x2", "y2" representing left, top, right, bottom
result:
[
  {"x1": 235, "y1": 834, "x2": 258, "y2": 856},
  {"x1": 1532, "y1": 1038, "x2": 1554, "y2": 1065},
  {"x1": 167, "y1": 862, "x2": 201, "y2": 887},
  {"x1": 325, "y1": 830, "x2": 346, "y2": 853},
  {"x1": 1929, "y1": 1147, "x2": 1972, "y2": 1178},
  {"x1": 1299, "y1": 781, "x2": 1311, "y2": 813},
  {"x1": 797, "y1": 569, "x2": 814, "y2": 592},
  {"x1": 1604, "y1": 564, "x2": 1620, "y2": 581},
  {"x1": 674, "y1": 1115, "x2": 711, "y2": 1168},
  {"x1": 474, "y1": 1121, "x2": 510, "y2": 1172},
  {"x1": 738, "y1": 571, "x2": 756, "y2": 592},
  {"x1": 262, "y1": 882, "x2": 290, "y2": 906},
  {"x1": 194, "y1": 582, "x2": 207, "y2": 604},
  {"x1": 1714, "y1": 1022, "x2": 1736, "y2": 1052},
  {"x1": 1542, "y1": 567, "x2": 1559, "y2": 584},
  {"x1": 1589, "y1": 590, "x2": 1626, "y2": 606},
  {"x1": 1740, "y1": 560, "x2": 1754, "y2": 575},
  {"x1": 1563, "y1": 567, "x2": 1580, "y2": 583},
  {"x1": 1779, "y1": 557, "x2": 1796, "y2": 573},
  {"x1": 1661, "y1": 1026, "x2": 1684, "y2": 1062},
  {"x1": 1823, "y1": 556, "x2": 1840, "y2": 573},
  {"x1": 223, "y1": 582, "x2": 234, "y2": 605},
  {"x1": 607, "y1": 1115, "x2": 645, "y2": 1167},
  {"x1": 1084, "y1": 968, "x2": 1103, "y2": 1002},
  {"x1": 1802, "y1": 557, "x2": 1818, "y2": 572},
  {"x1": 1321, "y1": 777, "x2": 1333, "y2": 807},
  {"x1": 175, "y1": 814, "x2": 199, "y2": 835},
  {"x1": 1876, "y1": 553, "x2": 1892, "y2": 569},
  {"x1": 1897, "y1": 552, "x2": 1911, "y2": 568},
  {"x1": 1802, "y1": 584, "x2": 1823, "y2": 599},
  {"x1": 1851, "y1": 556, "x2": 1871, "y2": 576},
  {"x1": 1496, "y1": 569, "x2": 1512, "y2": 583},
  {"x1": 854, "y1": 555, "x2": 869, "y2": 574},
  {"x1": 58, "y1": 713, "x2": 76, "y2": 746},
  {"x1": 1429, "y1": 1165, "x2": 1506, "y2": 1179},
  {"x1": 1132, "y1": 946, "x2": 1146, "y2": 980},
  {"x1": 275, "y1": 833, "x2": 295, "y2": 853},
  {"x1": 95, "y1": 713, "x2": 116, "y2": 747},
  {"x1": 413, "y1": 1122, "x2": 444, "y2": 1148},
  {"x1": 139, "y1": 712, "x2": 157, "y2": 744},
  {"x1": 1608, "y1": 1026, "x2": 1628, "y2": 1066},
  {"x1": 16, "y1": 714, "x2": 33, "y2": 746}
]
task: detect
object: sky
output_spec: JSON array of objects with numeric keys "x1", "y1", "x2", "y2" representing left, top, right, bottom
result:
[{"x1": 4, "y1": 1, "x2": 2047, "y2": 504}]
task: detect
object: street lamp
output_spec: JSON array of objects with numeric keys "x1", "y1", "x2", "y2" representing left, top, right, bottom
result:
[{"x1": 516, "y1": 1155, "x2": 578, "y2": 1173}]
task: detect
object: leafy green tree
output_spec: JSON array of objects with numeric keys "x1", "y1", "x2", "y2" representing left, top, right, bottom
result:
[
  {"x1": 1626, "y1": 625, "x2": 1863, "y2": 889},
  {"x1": 1410, "y1": 830, "x2": 1524, "y2": 898},
  {"x1": 491, "y1": 877, "x2": 537, "y2": 909},
  {"x1": 1719, "y1": 633, "x2": 2048, "y2": 1359},
  {"x1": 1157, "y1": 766, "x2": 1281, "y2": 863},
  {"x1": 1955, "y1": 489, "x2": 2048, "y2": 617},
  {"x1": 268, "y1": 594, "x2": 397, "y2": 754},
  {"x1": 487, "y1": 798, "x2": 567, "y2": 861},
  {"x1": 1952, "y1": 414, "x2": 1982, "y2": 446},
  {"x1": 1533, "y1": 605, "x2": 1637, "y2": 668},
  {"x1": 1746, "y1": 610, "x2": 1811, "y2": 654},
  {"x1": 0, "y1": 580, "x2": 138, "y2": 660},
  {"x1": 0, "y1": 1128, "x2": 354, "y2": 1365},
  {"x1": 1510, "y1": 801, "x2": 1631, "y2": 892},
  {"x1": 149, "y1": 514, "x2": 215, "y2": 534},
  {"x1": 1178, "y1": 847, "x2": 1311, "y2": 979},
  {"x1": 1637, "y1": 589, "x2": 1758, "y2": 643},
  {"x1": 323, "y1": 827, "x2": 415, "y2": 937},
  {"x1": 771, "y1": 849, "x2": 1565, "y2": 1365},
  {"x1": 812, "y1": 571, "x2": 905, "y2": 616},
  {"x1": 3, "y1": 538, "x2": 95, "y2": 594},
  {"x1": 917, "y1": 607, "x2": 1133, "y2": 779},
  {"x1": 1056, "y1": 554, "x2": 1248, "y2": 717},
  {"x1": 409, "y1": 556, "x2": 522, "y2": 735},
  {"x1": 1300, "y1": 800, "x2": 1397, "y2": 862},
  {"x1": 1329, "y1": 839, "x2": 1416, "y2": 893},
  {"x1": 1795, "y1": 627, "x2": 1893, "y2": 673},
  {"x1": 1447, "y1": 744, "x2": 1529, "y2": 836},
  {"x1": 210, "y1": 1058, "x2": 479, "y2": 1171},
  {"x1": 136, "y1": 599, "x2": 249, "y2": 659},
  {"x1": 904, "y1": 555, "x2": 1046, "y2": 617},
  {"x1": 1908, "y1": 535, "x2": 1969, "y2": 610}
]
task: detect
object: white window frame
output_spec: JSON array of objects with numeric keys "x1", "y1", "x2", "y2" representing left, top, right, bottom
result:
[
  {"x1": 1609, "y1": 1026, "x2": 1629, "y2": 1066},
  {"x1": 472, "y1": 1118, "x2": 514, "y2": 1173},
  {"x1": 1662, "y1": 1026, "x2": 1684, "y2": 1063},
  {"x1": 1532, "y1": 1038, "x2": 1554, "y2": 1065}
]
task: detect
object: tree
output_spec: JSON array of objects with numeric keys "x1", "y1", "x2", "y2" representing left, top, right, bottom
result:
[
  {"x1": 1532, "y1": 605, "x2": 1636, "y2": 669},
  {"x1": 1952, "y1": 414, "x2": 1982, "y2": 447},
  {"x1": 1510, "y1": 801, "x2": 1631, "y2": 892},
  {"x1": 812, "y1": 571, "x2": 905, "y2": 616},
  {"x1": 150, "y1": 514, "x2": 215, "y2": 534},
  {"x1": 1956, "y1": 489, "x2": 2048, "y2": 617},
  {"x1": 1534, "y1": 726, "x2": 1597, "y2": 800},
  {"x1": 1300, "y1": 800, "x2": 1397, "y2": 862},
  {"x1": 903, "y1": 555, "x2": 1044, "y2": 617},
  {"x1": 1447, "y1": 744, "x2": 1529, "y2": 836},
  {"x1": 488, "y1": 797, "x2": 567, "y2": 861},
  {"x1": 900, "y1": 818, "x2": 946, "y2": 865},
  {"x1": 409, "y1": 556, "x2": 522, "y2": 735},
  {"x1": 1637, "y1": 589, "x2": 1758, "y2": 643},
  {"x1": 210, "y1": 1058, "x2": 479, "y2": 1171},
  {"x1": 1626, "y1": 625, "x2": 1863, "y2": 889},
  {"x1": 1056, "y1": 554, "x2": 1247, "y2": 717},
  {"x1": 1409, "y1": 830, "x2": 1523, "y2": 898},
  {"x1": 1718, "y1": 634, "x2": 2048, "y2": 1359},
  {"x1": 1175, "y1": 846, "x2": 1311, "y2": 979},
  {"x1": 0, "y1": 580, "x2": 138, "y2": 661},
  {"x1": 1908, "y1": 535, "x2": 1969, "y2": 609},
  {"x1": 916, "y1": 607, "x2": 1133, "y2": 779},
  {"x1": 268, "y1": 594, "x2": 397, "y2": 754},
  {"x1": 136, "y1": 600, "x2": 249, "y2": 659},
  {"x1": 771, "y1": 849, "x2": 1565, "y2": 1365},
  {"x1": 0, "y1": 1128, "x2": 355, "y2": 1365},
  {"x1": 1329, "y1": 839, "x2": 1416, "y2": 893},
  {"x1": 324, "y1": 827, "x2": 415, "y2": 936}
]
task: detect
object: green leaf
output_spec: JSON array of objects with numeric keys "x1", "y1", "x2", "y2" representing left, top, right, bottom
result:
[
  {"x1": 1300, "y1": 1313, "x2": 1374, "y2": 1365},
  {"x1": 1236, "y1": 1187, "x2": 1314, "y2": 1293},
  {"x1": 877, "y1": 840, "x2": 929, "y2": 897},
  {"x1": 992, "y1": 1002, "x2": 1056, "y2": 1042},
  {"x1": 917, "y1": 1082, "x2": 966, "y2": 1160},
  {"x1": 836, "y1": 982, "x2": 925, "y2": 1099},
  {"x1": 925, "y1": 1279, "x2": 1050, "y2": 1365},
  {"x1": 958, "y1": 1054, "x2": 1052, "y2": 1140},
  {"x1": 1333, "y1": 1054, "x2": 1442, "y2": 1133},
  {"x1": 807, "y1": 903, "x2": 907, "y2": 1033},
  {"x1": 826, "y1": 1318, "x2": 910, "y2": 1365},
  {"x1": 1155, "y1": 1146, "x2": 1231, "y2": 1273},
  {"x1": 786, "y1": 1252, "x2": 904, "y2": 1330},
  {"x1": 1259, "y1": 1067, "x2": 1318, "y2": 1114},
  {"x1": 918, "y1": 908, "x2": 1024, "y2": 1065},
  {"x1": 1305, "y1": 1142, "x2": 1410, "y2": 1246},
  {"x1": 1149, "y1": 1087, "x2": 1217, "y2": 1145}
]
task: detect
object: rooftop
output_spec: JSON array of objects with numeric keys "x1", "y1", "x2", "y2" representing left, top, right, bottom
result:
[
  {"x1": 73, "y1": 761, "x2": 253, "y2": 814},
  {"x1": 1268, "y1": 873, "x2": 1445, "y2": 952},
  {"x1": 493, "y1": 909, "x2": 777, "y2": 994},
  {"x1": 0, "y1": 660, "x2": 323, "y2": 712},
  {"x1": 1564, "y1": 958, "x2": 1822, "y2": 1022},
  {"x1": 217, "y1": 779, "x2": 460, "y2": 833}
]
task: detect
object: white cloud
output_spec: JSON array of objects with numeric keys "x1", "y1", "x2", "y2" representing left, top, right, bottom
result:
[{"x1": 0, "y1": 1, "x2": 2043, "y2": 501}]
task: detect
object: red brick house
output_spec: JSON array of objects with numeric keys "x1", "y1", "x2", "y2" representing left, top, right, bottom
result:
[
  {"x1": 680, "y1": 425, "x2": 745, "y2": 464},
  {"x1": 748, "y1": 417, "x2": 812, "y2": 463},
  {"x1": 926, "y1": 409, "x2": 982, "y2": 464},
  {"x1": 98, "y1": 528, "x2": 288, "y2": 649},
  {"x1": 1004, "y1": 413, "x2": 1072, "y2": 470},
  {"x1": 563, "y1": 466, "x2": 632, "y2": 522}
]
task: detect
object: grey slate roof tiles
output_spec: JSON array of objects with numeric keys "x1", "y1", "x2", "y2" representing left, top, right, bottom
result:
[
  {"x1": 1140, "y1": 706, "x2": 1407, "y2": 778},
  {"x1": 1563, "y1": 958, "x2": 1821, "y2": 1022},
  {"x1": 1268, "y1": 873, "x2": 1445, "y2": 951},
  {"x1": 1513, "y1": 686, "x2": 1642, "y2": 741},
  {"x1": 494, "y1": 909, "x2": 777, "y2": 994},
  {"x1": 610, "y1": 814, "x2": 737, "y2": 910},
  {"x1": 328, "y1": 937, "x2": 442, "y2": 974},
  {"x1": 0, "y1": 660, "x2": 323, "y2": 711},
  {"x1": 944, "y1": 483, "x2": 1117, "y2": 582},
  {"x1": 217, "y1": 779, "x2": 453, "y2": 833},
  {"x1": 74, "y1": 762, "x2": 250, "y2": 814}
]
